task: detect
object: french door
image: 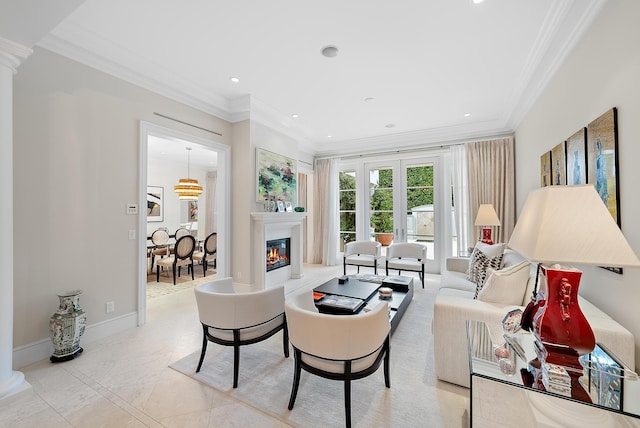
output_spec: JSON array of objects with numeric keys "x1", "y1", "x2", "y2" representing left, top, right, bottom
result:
[{"x1": 365, "y1": 157, "x2": 440, "y2": 272}]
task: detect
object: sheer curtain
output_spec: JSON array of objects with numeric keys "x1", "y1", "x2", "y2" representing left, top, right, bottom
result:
[
  {"x1": 467, "y1": 137, "x2": 515, "y2": 243},
  {"x1": 451, "y1": 145, "x2": 472, "y2": 255},
  {"x1": 205, "y1": 171, "x2": 217, "y2": 234},
  {"x1": 311, "y1": 158, "x2": 339, "y2": 265}
]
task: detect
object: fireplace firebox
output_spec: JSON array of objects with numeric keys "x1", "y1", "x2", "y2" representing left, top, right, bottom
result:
[{"x1": 266, "y1": 238, "x2": 291, "y2": 272}]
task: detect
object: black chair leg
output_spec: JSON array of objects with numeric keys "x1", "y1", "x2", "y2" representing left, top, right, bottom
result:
[
  {"x1": 384, "y1": 339, "x2": 391, "y2": 388},
  {"x1": 190, "y1": 262, "x2": 195, "y2": 280},
  {"x1": 420, "y1": 269, "x2": 425, "y2": 288},
  {"x1": 344, "y1": 361, "x2": 352, "y2": 428},
  {"x1": 282, "y1": 321, "x2": 290, "y2": 358},
  {"x1": 202, "y1": 260, "x2": 207, "y2": 277},
  {"x1": 288, "y1": 349, "x2": 302, "y2": 410},
  {"x1": 233, "y1": 330, "x2": 240, "y2": 388},
  {"x1": 343, "y1": 260, "x2": 347, "y2": 276},
  {"x1": 172, "y1": 264, "x2": 177, "y2": 285},
  {"x1": 196, "y1": 326, "x2": 208, "y2": 372}
]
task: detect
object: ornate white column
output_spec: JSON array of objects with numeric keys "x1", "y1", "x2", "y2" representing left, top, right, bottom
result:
[{"x1": 0, "y1": 37, "x2": 32, "y2": 400}]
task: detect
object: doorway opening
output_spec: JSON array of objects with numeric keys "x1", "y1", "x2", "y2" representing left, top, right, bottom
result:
[{"x1": 138, "y1": 121, "x2": 230, "y2": 325}]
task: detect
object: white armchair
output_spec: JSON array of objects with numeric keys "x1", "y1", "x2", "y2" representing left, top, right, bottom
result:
[
  {"x1": 285, "y1": 290, "x2": 391, "y2": 428},
  {"x1": 385, "y1": 242, "x2": 427, "y2": 288},
  {"x1": 343, "y1": 240, "x2": 382, "y2": 275},
  {"x1": 194, "y1": 278, "x2": 289, "y2": 388}
]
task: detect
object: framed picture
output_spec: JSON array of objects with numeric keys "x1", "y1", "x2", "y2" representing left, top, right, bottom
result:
[
  {"x1": 285, "y1": 201, "x2": 293, "y2": 212},
  {"x1": 540, "y1": 151, "x2": 552, "y2": 187},
  {"x1": 256, "y1": 148, "x2": 298, "y2": 205},
  {"x1": 147, "y1": 186, "x2": 164, "y2": 222},
  {"x1": 551, "y1": 142, "x2": 566, "y2": 185},
  {"x1": 587, "y1": 108, "x2": 620, "y2": 225},
  {"x1": 566, "y1": 128, "x2": 587, "y2": 185},
  {"x1": 189, "y1": 201, "x2": 198, "y2": 222},
  {"x1": 277, "y1": 201, "x2": 285, "y2": 212},
  {"x1": 587, "y1": 107, "x2": 622, "y2": 274}
]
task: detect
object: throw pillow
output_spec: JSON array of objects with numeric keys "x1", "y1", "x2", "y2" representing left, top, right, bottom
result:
[
  {"x1": 469, "y1": 249, "x2": 504, "y2": 295},
  {"x1": 467, "y1": 242, "x2": 506, "y2": 275},
  {"x1": 476, "y1": 261, "x2": 531, "y2": 304}
]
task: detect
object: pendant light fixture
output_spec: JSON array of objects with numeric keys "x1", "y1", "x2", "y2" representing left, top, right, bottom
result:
[{"x1": 174, "y1": 147, "x2": 203, "y2": 200}]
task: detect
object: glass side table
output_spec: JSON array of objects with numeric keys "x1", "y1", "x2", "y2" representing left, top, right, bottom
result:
[{"x1": 466, "y1": 320, "x2": 640, "y2": 427}]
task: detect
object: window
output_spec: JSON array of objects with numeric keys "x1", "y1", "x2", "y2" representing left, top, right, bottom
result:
[{"x1": 339, "y1": 170, "x2": 356, "y2": 250}]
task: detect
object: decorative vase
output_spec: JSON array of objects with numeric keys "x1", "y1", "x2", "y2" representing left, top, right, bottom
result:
[
  {"x1": 375, "y1": 233, "x2": 394, "y2": 247},
  {"x1": 49, "y1": 290, "x2": 87, "y2": 362}
]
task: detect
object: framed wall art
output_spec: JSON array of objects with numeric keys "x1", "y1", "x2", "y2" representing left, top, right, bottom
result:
[
  {"x1": 587, "y1": 107, "x2": 622, "y2": 274},
  {"x1": 147, "y1": 186, "x2": 164, "y2": 222},
  {"x1": 540, "y1": 151, "x2": 552, "y2": 187},
  {"x1": 587, "y1": 108, "x2": 620, "y2": 225},
  {"x1": 256, "y1": 148, "x2": 298, "y2": 205},
  {"x1": 551, "y1": 142, "x2": 566, "y2": 185},
  {"x1": 566, "y1": 128, "x2": 587, "y2": 185}
]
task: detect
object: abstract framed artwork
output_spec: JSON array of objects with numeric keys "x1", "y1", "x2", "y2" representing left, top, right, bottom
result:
[
  {"x1": 551, "y1": 142, "x2": 566, "y2": 185},
  {"x1": 586, "y1": 107, "x2": 622, "y2": 274},
  {"x1": 540, "y1": 151, "x2": 552, "y2": 187},
  {"x1": 566, "y1": 128, "x2": 587, "y2": 185},
  {"x1": 147, "y1": 186, "x2": 164, "y2": 222},
  {"x1": 256, "y1": 148, "x2": 298, "y2": 205}
]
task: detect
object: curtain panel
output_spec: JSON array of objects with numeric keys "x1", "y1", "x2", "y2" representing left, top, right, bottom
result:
[
  {"x1": 311, "y1": 158, "x2": 339, "y2": 265},
  {"x1": 467, "y1": 137, "x2": 515, "y2": 244},
  {"x1": 451, "y1": 145, "x2": 472, "y2": 255}
]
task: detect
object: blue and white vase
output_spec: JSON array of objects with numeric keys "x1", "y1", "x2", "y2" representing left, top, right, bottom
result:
[{"x1": 49, "y1": 290, "x2": 87, "y2": 362}]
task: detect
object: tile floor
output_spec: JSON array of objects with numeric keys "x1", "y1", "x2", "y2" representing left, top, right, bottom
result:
[{"x1": 0, "y1": 265, "x2": 469, "y2": 428}]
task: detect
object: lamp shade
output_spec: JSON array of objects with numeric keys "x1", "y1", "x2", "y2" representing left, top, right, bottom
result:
[
  {"x1": 474, "y1": 204, "x2": 501, "y2": 226},
  {"x1": 508, "y1": 185, "x2": 640, "y2": 267}
]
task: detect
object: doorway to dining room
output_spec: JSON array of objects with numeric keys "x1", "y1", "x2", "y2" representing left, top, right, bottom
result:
[{"x1": 138, "y1": 121, "x2": 230, "y2": 324}]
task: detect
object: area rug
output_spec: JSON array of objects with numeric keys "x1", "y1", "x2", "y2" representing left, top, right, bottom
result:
[
  {"x1": 146, "y1": 270, "x2": 217, "y2": 299},
  {"x1": 169, "y1": 285, "x2": 469, "y2": 427}
]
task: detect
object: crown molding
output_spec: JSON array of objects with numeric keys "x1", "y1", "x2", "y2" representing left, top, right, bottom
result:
[
  {"x1": 505, "y1": 0, "x2": 608, "y2": 130},
  {"x1": 0, "y1": 37, "x2": 32, "y2": 73},
  {"x1": 38, "y1": 23, "x2": 233, "y2": 121}
]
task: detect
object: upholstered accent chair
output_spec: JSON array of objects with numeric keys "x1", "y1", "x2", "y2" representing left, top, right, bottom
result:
[
  {"x1": 385, "y1": 242, "x2": 427, "y2": 288},
  {"x1": 343, "y1": 240, "x2": 382, "y2": 275},
  {"x1": 193, "y1": 232, "x2": 217, "y2": 276},
  {"x1": 156, "y1": 234, "x2": 195, "y2": 285},
  {"x1": 285, "y1": 290, "x2": 390, "y2": 427},
  {"x1": 194, "y1": 278, "x2": 289, "y2": 388}
]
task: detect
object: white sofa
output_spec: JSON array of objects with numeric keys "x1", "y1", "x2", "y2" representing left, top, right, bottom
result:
[{"x1": 433, "y1": 248, "x2": 636, "y2": 388}]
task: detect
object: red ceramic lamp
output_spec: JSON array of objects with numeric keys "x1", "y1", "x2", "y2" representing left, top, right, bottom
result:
[
  {"x1": 474, "y1": 204, "x2": 501, "y2": 244},
  {"x1": 509, "y1": 185, "x2": 640, "y2": 392}
]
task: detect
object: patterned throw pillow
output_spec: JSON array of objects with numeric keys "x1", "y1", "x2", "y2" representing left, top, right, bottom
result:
[{"x1": 469, "y1": 249, "x2": 504, "y2": 298}]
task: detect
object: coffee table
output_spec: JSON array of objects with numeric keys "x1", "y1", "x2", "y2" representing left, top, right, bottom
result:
[{"x1": 313, "y1": 276, "x2": 414, "y2": 335}]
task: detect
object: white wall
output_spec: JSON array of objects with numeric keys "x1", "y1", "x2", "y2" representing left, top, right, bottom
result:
[
  {"x1": 514, "y1": 1, "x2": 640, "y2": 369},
  {"x1": 146, "y1": 157, "x2": 211, "y2": 238},
  {"x1": 12, "y1": 47, "x2": 232, "y2": 359}
]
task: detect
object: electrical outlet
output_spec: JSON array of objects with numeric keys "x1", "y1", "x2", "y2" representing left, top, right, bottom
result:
[
  {"x1": 237, "y1": 271, "x2": 242, "y2": 279},
  {"x1": 128, "y1": 230, "x2": 136, "y2": 240},
  {"x1": 105, "y1": 301, "x2": 115, "y2": 313}
]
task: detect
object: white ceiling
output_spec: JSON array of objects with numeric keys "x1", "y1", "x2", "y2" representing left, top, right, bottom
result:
[
  {"x1": 13, "y1": 0, "x2": 607, "y2": 156},
  {"x1": 148, "y1": 135, "x2": 218, "y2": 170}
]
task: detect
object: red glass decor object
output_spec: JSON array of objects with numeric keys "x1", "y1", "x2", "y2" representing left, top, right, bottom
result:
[
  {"x1": 480, "y1": 227, "x2": 493, "y2": 245},
  {"x1": 531, "y1": 265, "x2": 596, "y2": 369}
]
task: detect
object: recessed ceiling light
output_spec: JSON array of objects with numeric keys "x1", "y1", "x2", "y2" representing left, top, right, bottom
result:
[
  {"x1": 464, "y1": 113, "x2": 472, "y2": 117},
  {"x1": 230, "y1": 77, "x2": 240, "y2": 83},
  {"x1": 472, "y1": 0, "x2": 484, "y2": 4},
  {"x1": 385, "y1": 124, "x2": 396, "y2": 128},
  {"x1": 291, "y1": 114, "x2": 299, "y2": 119},
  {"x1": 321, "y1": 45, "x2": 339, "y2": 58},
  {"x1": 327, "y1": 135, "x2": 333, "y2": 139}
]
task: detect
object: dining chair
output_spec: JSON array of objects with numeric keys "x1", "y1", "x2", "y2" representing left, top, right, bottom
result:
[
  {"x1": 193, "y1": 232, "x2": 217, "y2": 276},
  {"x1": 149, "y1": 228, "x2": 170, "y2": 272},
  {"x1": 194, "y1": 278, "x2": 289, "y2": 388},
  {"x1": 156, "y1": 235, "x2": 196, "y2": 285},
  {"x1": 343, "y1": 240, "x2": 382, "y2": 275},
  {"x1": 385, "y1": 242, "x2": 427, "y2": 288},
  {"x1": 285, "y1": 290, "x2": 390, "y2": 428}
]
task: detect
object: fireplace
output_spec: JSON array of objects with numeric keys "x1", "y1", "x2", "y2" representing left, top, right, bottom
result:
[{"x1": 266, "y1": 238, "x2": 291, "y2": 272}]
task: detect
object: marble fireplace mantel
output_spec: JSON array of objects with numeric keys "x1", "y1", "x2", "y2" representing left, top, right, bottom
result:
[{"x1": 251, "y1": 212, "x2": 307, "y2": 288}]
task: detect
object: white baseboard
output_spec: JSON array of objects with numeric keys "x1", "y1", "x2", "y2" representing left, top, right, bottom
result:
[{"x1": 13, "y1": 312, "x2": 138, "y2": 370}]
